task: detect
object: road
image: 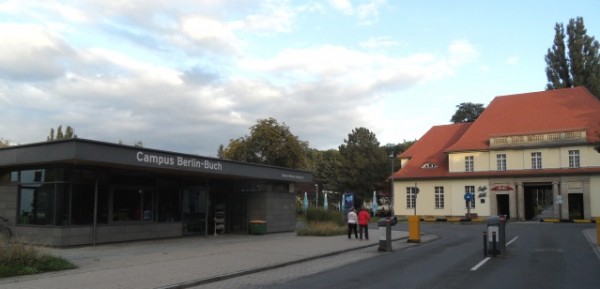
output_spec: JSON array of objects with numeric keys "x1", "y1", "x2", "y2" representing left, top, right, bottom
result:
[{"x1": 193, "y1": 222, "x2": 599, "y2": 289}]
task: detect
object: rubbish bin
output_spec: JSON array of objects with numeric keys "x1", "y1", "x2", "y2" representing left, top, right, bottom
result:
[
  {"x1": 249, "y1": 220, "x2": 267, "y2": 235},
  {"x1": 486, "y1": 215, "x2": 506, "y2": 255},
  {"x1": 378, "y1": 218, "x2": 392, "y2": 252}
]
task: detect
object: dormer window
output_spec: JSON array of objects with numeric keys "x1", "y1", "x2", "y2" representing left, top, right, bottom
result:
[{"x1": 421, "y1": 163, "x2": 438, "y2": 169}]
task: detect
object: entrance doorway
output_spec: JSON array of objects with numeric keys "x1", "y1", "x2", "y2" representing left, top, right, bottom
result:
[
  {"x1": 523, "y1": 184, "x2": 552, "y2": 220},
  {"x1": 182, "y1": 188, "x2": 208, "y2": 235},
  {"x1": 496, "y1": 194, "x2": 510, "y2": 219},
  {"x1": 568, "y1": 193, "x2": 584, "y2": 219}
]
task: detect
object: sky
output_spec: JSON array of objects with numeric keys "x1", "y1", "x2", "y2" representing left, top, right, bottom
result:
[{"x1": 0, "y1": 1, "x2": 599, "y2": 157}]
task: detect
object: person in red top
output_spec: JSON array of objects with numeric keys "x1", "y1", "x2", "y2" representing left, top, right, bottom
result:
[{"x1": 357, "y1": 207, "x2": 371, "y2": 240}]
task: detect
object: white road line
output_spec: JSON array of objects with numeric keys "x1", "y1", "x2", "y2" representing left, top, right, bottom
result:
[
  {"x1": 507, "y1": 236, "x2": 519, "y2": 246},
  {"x1": 470, "y1": 257, "x2": 491, "y2": 271},
  {"x1": 470, "y1": 235, "x2": 519, "y2": 271}
]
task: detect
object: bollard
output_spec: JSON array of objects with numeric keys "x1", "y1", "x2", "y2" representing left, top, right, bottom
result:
[
  {"x1": 408, "y1": 215, "x2": 421, "y2": 243},
  {"x1": 492, "y1": 231, "x2": 497, "y2": 257},
  {"x1": 597, "y1": 217, "x2": 600, "y2": 246},
  {"x1": 378, "y1": 218, "x2": 392, "y2": 252},
  {"x1": 483, "y1": 231, "x2": 488, "y2": 257}
]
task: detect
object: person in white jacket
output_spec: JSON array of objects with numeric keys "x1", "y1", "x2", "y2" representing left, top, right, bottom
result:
[{"x1": 346, "y1": 207, "x2": 358, "y2": 239}]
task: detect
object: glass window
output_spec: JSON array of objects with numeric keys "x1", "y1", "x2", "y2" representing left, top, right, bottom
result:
[
  {"x1": 112, "y1": 188, "x2": 143, "y2": 222},
  {"x1": 496, "y1": 154, "x2": 507, "y2": 171},
  {"x1": 406, "y1": 187, "x2": 417, "y2": 209},
  {"x1": 434, "y1": 186, "x2": 444, "y2": 209},
  {"x1": 465, "y1": 186, "x2": 475, "y2": 209},
  {"x1": 18, "y1": 184, "x2": 56, "y2": 225},
  {"x1": 157, "y1": 188, "x2": 181, "y2": 222},
  {"x1": 531, "y1": 152, "x2": 542, "y2": 169},
  {"x1": 465, "y1": 156, "x2": 474, "y2": 172},
  {"x1": 568, "y1": 150, "x2": 580, "y2": 168}
]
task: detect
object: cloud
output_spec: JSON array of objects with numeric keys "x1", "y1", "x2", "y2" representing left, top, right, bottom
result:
[{"x1": 0, "y1": 24, "x2": 73, "y2": 81}]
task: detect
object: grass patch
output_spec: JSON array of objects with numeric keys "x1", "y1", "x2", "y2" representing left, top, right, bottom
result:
[
  {"x1": 297, "y1": 207, "x2": 346, "y2": 236},
  {"x1": 0, "y1": 241, "x2": 76, "y2": 278},
  {"x1": 297, "y1": 221, "x2": 347, "y2": 236}
]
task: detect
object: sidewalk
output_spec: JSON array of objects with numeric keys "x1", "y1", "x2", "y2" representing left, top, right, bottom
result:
[{"x1": 0, "y1": 229, "x2": 409, "y2": 289}]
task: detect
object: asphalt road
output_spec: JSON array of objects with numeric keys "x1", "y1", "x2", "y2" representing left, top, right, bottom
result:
[{"x1": 197, "y1": 222, "x2": 599, "y2": 289}]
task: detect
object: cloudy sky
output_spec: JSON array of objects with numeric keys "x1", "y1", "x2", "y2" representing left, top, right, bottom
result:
[{"x1": 0, "y1": 1, "x2": 598, "y2": 156}]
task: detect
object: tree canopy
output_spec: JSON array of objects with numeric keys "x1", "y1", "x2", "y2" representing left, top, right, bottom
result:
[
  {"x1": 337, "y1": 127, "x2": 389, "y2": 203},
  {"x1": 218, "y1": 117, "x2": 309, "y2": 169},
  {"x1": 450, "y1": 102, "x2": 485, "y2": 123},
  {"x1": 545, "y1": 17, "x2": 600, "y2": 98},
  {"x1": 47, "y1": 125, "x2": 77, "y2": 141}
]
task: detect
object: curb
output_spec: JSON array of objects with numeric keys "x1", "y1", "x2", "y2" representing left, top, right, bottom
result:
[
  {"x1": 158, "y1": 236, "x2": 411, "y2": 289},
  {"x1": 540, "y1": 219, "x2": 596, "y2": 223}
]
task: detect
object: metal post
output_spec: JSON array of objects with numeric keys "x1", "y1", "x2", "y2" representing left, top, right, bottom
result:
[
  {"x1": 483, "y1": 231, "x2": 488, "y2": 257},
  {"x1": 492, "y1": 231, "x2": 497, "y2": 257}
]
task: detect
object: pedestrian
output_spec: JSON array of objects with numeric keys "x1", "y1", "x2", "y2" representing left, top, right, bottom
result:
[
  {"x1": 358, "y1": 207, "x2": 371, "y2": 240},
  {"x1": 347, "y1": 207, "x2": 358, "y2": 239}
]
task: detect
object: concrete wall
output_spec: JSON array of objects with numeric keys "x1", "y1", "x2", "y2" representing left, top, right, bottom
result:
[
  {"x1": 13, "y1": 223, "x2": 182, "y2": 247},
  {"x1": 247, "y1": 190, "x2": 295, "y2": 233}
]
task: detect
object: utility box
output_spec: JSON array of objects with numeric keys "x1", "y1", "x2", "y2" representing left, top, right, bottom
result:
[
  {"x1": 249, "y1": 220, "x2": 267, "y2": 235},
  {"x1": 487, "y1": 215, "x2": 506, "y2": 255},
  {"x1": 377, "y1": 219, "x2": 392, "y2": 252}
]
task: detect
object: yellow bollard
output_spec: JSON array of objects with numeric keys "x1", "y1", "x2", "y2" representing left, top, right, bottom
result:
[
  {"x1": 597, "y1": 217, "x2": 600, "y2": 246},
  {"x1": 408, "y1": 215, "x2": 421, "y2": 243}
]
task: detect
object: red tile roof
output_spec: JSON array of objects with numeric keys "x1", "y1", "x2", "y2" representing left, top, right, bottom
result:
[
  {"x1": 394, "y1": 87, "x2": 600, "y2": 180},
  {"x1": 447, "y1": 87, "x2": 600, "y2": 152},
  {"x1": 394, "y1": 123, "x2": 471, "y2": 179}
]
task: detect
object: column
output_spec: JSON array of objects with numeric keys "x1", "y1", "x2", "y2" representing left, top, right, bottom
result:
[{"x1": 552, "y1": 181, "x2": 560, "y2": 219}]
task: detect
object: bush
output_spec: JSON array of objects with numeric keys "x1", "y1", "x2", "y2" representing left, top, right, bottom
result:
[
  {"x1": 297, "y1": 221, "x2": 347, "y2": 236},
  {"x1": 0, "y1": 242, "x2": 76, "y2": 278},
  {"x1": 305, "y1": 207, "x2": 345, "y2": 226}
]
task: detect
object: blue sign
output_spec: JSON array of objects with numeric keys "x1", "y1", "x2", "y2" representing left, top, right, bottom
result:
[{"x1": 464, "y1": 192, "x2": 474, "y2": 202}]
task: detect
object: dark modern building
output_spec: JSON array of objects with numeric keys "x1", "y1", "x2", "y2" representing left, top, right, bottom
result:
[{"x1": 0, "y1": 139, "x2": 312, "y2": 246}]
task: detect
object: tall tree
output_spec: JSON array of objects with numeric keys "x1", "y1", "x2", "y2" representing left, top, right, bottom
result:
[
  {"x1": 47, "y1": 125, "x2": 77, "y2": 141},
  {"x1": 337, "y1": 127, "x2": 389, "y2": 203},
  {"x1": 218, "y1": 117, "x2": 309, "y2": 169},
  {"x1": 0, "y1": 138, "x2": 9, "y2": 148},
  {"x1": 450, "y1": 102, "x2": 485, "y2": 123},
  {"x1": 545, "y1": 17, "x2": 600, "y2": 98}
]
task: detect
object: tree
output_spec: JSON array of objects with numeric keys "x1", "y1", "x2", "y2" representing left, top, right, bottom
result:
[
  {"x1": 450, "y1": 102, "x2": 485, "y2": 123},
  {"x1": 47, "y1": 125, "x2": 77, "y2": 141},
  {"x1": 218, "y1": 117, "x2": 309, "y2": 169},
  {"x1": 545, "y1": 17, "x2": 600, "y2": 98},
  {"x1": 337, "y1": 127, "x2": 389, "y2": 204},
  {"x1": 0, "y1": 138, "x2": 9, "y2": 148}
]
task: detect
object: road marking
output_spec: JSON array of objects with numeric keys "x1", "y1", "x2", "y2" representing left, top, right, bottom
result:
[
  {"x1": 470, "y1": 257, "x2": 491, "y2": 271},
  {"x1": 470, "y1": 236, "x2": 519, "y2": 271}
]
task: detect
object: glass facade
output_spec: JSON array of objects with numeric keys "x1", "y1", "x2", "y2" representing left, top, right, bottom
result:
[{"x1": 12, "y1": 165, "x2": 186, "y2": 227}]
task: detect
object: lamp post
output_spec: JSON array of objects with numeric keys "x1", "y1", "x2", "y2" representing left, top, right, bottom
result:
[
  {"x1": 315, "y1": 184, "x2": 319, "y2": 207},
  {"x1": 389, "y1": 152, "x2": 395, "y2": 215}
]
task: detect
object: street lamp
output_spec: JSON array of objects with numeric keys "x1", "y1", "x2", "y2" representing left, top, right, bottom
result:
[
  {"x1": 315, "y1": 184, "x2": 319, "y2": 207},
  {"x1": 389, "y1": 152, "x2": 395, "y2": 215}
]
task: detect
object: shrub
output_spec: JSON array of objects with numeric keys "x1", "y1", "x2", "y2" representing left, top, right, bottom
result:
[
  {"x1": 296, "y1": 221, "x2": 346, "y2": 236},
  {"x1": 305, "y1": 207, "x2": 345, "y2": 226},
  {"x1": 0, "y1": 242, "x2": 76, "y2": 278}
]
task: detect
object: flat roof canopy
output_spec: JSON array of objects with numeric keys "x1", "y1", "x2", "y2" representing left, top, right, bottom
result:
[{"x1": 0, "y1": 139, "x2": 313, "y2": 182}]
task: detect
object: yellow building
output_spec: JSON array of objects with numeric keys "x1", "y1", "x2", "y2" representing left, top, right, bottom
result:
[{"x1": 393, "y1": 87, "x2": 600, "y2": 221}]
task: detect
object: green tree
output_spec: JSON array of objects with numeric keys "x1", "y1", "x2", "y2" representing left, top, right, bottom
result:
[
  {"x1": 313, "y1": 149, "x2": 343, "y2": 192},
  {"x1": 218, "y1": 117, "x2": 309, "y2": 169},
  {"x1": 450, "y1": 102, "x2": 485, "y2": 123},
  {"x1": 337, "y1": 127, "x2": 389, "y2": 203},
  {"x1": 47, "y1": 125, "x2": 77, "y2": 141},
  {"x1": 545, "y1": 17, "x2": 600, "y2": 98}
]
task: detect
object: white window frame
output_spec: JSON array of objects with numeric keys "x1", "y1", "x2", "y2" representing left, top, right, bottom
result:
[
  {"x1": 531, "y1": 152, "x2": 542, "y2": 169},
  {"x1": 465, "y1": 186, "x2": 475, "y2": 209},
  {"x1": 465, "y1": 156, "x2": 474, "y2": 172},
  {"x1": 406, "y1": 187, "x2": 416, "y2": 209},
  {"x1": 434, "y1": 186, "x2": 444, "y2": 209},
  {"x1": 568, "y1": 150, "x2": 580, "y2": 168},
  {"x1": 496, "y1": 154, "x2": 506, "y2": 171}
]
